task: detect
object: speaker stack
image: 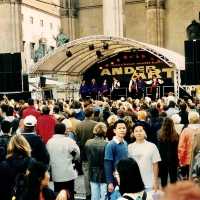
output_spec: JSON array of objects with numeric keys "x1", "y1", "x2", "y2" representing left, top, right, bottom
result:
[
  {"x1": 0, "y1": 53, "x2": 31, "y2": 100},
  {"x1": 183, "y1": 40, "x2": 200, "y2": 85}
]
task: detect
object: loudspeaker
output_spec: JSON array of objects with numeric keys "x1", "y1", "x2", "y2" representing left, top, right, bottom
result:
[
  {"x1": 44, "y1": 90, "x2": 53, "y2": 99},
  {"x1": 0, "y1": 72, "x2": 22, "y2": 92},
  {"x1": 184, "y1": 40, "x2": 200, "y2": 85},
  {"x1": 40, "y1": 76, "x2": 46, "y2": 88},
  {"x1": 23, "y1": 74, "x2": 29, "y2": 92},
  {"x1": 0, "y1": 53, "x2": 22, "y2": 92}
]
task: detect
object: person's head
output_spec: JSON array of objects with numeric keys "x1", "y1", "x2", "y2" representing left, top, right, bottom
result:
[
  {"x1": 24, "y1": 161, "x2": 50, "y2": 200},
  {"x1": 93, "y1": 122, "x2": 107, "y2": 137},
  {"x1": 168, "y1": 101, "x2": 176, "y2": 108},
  {"x1": 171, "y1": 114, "x2": 181, "y2": 124},
  {"x1": 53, "y1": 105, "x2": 60, "y2": 114},
  {"x1": 161, "y1": 181, "x2": 200, "y2": 200},
  {"x1": 42, "y1": 106, "x2": 50, "y2": 115},
  {"x1": 137, "y1": 110, "x2": 147, "y2": 121},
  {"x1": 116, "y1": 158, "x2": 145, "y2": 195},
  {"x1": 132, "y1": 124, "x2": 147, "y2": 142},
  {"x1": 159, "y1": 117, "x2": 178, "y2": 142},
  {"x1": 84, "y1": 107, "x2": 94, "y2": 118},
  {"x1": 1, "y1": 120, "x2": 11, "y2": 134},
  {"x1": 54, "y1": 123, "x2": 66, "y2": 135},
  {"x1": 113, "y1": 119, "x2": 127, "y2": 140},
  {"x1": 7, "y1": 134, "x2": 31, "y2": 158},
  {"x1": 179, "y1": 102, "x2": 187, "y2": 111},
  {"x1": 6, "y1": 106, "x2": 14, "y2": 116},
  {"x1": 23, "y1": 115, "x2": 37, "y2": 132},
  {"x1": 28, "y1": 98, "x2": 34, "y2": 106},
  {"x1": 188, "y1": 111, "x2": 200, "y2": 124},
  {"x1": 107, "y1": 114, "x2": 118, "y2": 127},
  {"x1": 123, "y1": 116, "x2": 134, "y2": 128}
]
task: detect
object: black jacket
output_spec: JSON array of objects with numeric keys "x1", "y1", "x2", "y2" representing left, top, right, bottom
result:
[
  {"x1": 0, "y1": 154, "x2": 32, "y2": 200},
  {"x1": 22, "y1": 132, "x2": 50, "y2": 165}
]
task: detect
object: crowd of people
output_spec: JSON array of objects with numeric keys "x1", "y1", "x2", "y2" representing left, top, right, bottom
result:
[{"x1": 0, "y1": 93, "x2": 200, "y2": 200}]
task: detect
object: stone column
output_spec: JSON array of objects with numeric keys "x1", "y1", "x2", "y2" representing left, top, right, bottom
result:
[
  {"x1": 103, "y1": 0, "x2": 125, "y2": 37},
  {"x1": 60, "y1": 0, "x2": 78, "y2": 40},
  {"x1": 0, "y1": 0, "x2": 22, "y2": 53},
  {"x1": 146, "y1": 0, "x2": 165, "y2": 46}
]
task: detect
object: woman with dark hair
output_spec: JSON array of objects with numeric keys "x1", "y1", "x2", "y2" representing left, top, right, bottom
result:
[
  {"x1": 22, "y1": 161, "x2": 55, "y2": 200},
  {"x1": 158, "y1": 117, "x2": 179, "y2": 187},
  {"x1": 22, "y1": 161, "x2": 68, "y2": 200},
  {"x1": 116, "y1": 158, "x2": 150, "y2": 200}
]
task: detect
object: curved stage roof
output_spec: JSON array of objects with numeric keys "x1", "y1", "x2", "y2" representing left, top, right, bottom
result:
[{"x1": 30, "y1": 35, "x2": 185, "y2": 75}]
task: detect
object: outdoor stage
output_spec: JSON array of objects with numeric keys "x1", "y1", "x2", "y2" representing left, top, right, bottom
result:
[{"x1": 30, "y1": 35, "x2": 185, "y2": 100}]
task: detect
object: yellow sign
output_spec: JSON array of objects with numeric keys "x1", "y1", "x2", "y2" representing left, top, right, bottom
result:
[{"x1": 100, "y1": 65, "x2": 173, "y2": 79}]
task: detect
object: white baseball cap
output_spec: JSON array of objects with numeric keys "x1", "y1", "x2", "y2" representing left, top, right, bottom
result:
[{"x1": 24, "y1": 115, "x2": 37, "y2": 127}]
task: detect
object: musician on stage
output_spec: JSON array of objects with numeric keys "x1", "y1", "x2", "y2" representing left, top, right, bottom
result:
[
  {"x1": 101, "y1": 79, "x2": 109, "y2": 98},
  {"x1": 79, "y1": 80, "x2": 88, "y2": 99},
  {"x1": 90, "y1": 78, "x2": 98, "y2": 100},
  {"x1": 128, "y1": 75, "x2": 138, "y2": 99},
  {"x1": 148, "y1": 74, "x2": 163, "y2": 100},
  {"x1": 137, "y1": 75, "x2": 145, "y2": 99},
  {"x1": 111, "y1": 77, "x2": 120, "y2": 100}
]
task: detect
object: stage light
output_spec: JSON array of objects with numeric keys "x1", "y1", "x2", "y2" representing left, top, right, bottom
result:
[
  {"x1": 66, "y1": 50, "x2": 72, "y2": 57},
  {"x1": 103, "y1": 42, "x2": 109, "y2": 50},
  {"x1": 96, "y1": 50, "x2": 103, "y2": 58},
  {"x1": 89, "y1": 44, "x2": 94, "y2": 51}
]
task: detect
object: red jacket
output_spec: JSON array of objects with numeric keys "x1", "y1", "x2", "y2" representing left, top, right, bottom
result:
[
  {"x1": 22, "y1": 106, "x2": 41, "y2": 119},
  {"x1": 36, "y1": 114, "x2": 56, "y2": 144}
]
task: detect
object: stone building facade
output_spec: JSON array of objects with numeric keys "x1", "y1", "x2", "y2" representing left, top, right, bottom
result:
[{"x1": 0, "y1": 0, "x2": 200, "y2": 73}]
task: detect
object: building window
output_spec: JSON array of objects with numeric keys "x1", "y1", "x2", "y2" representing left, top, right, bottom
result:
[
  {"x1": 30, "y1": 42, "x2": 35, "y2": 59},
  {"x1": 30, "y1": 16, "x2": 33, "y2": 24},
  {"x1": 50, "y1": 23, "x2": 53, "y2": 30},
  {"x1": 40, "y1": 19, "x2": 44, "y2": 27}
]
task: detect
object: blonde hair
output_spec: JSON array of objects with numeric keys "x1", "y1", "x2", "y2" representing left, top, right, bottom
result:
[
  {"x1": 107, "y1": 115, "x2": 118, "y2": 126},
  {"x1": 93, "y1": 122, "x2": 107, "y2": 137},
  {"x1": 7, "y1": 134, "x2": 31, "y2": 158},
  {"x1": 137, "y1": 111, "x2": 147, "y2": 120},
  {"x1": 188, "y1": 111, "x2": 200, "y2": 124}
]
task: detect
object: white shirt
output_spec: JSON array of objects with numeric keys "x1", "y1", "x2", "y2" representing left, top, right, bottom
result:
[
  {"x1": 128, "y1": 140, "x2": 161, "y2": 189},
  {"x1": 47, "y1": 134, "x2": 80, "y2": 182}
]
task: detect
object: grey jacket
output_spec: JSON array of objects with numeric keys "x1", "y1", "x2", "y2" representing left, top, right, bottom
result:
[{"x1": 85, "y1": 136, "x2": 107, "y2": 183}]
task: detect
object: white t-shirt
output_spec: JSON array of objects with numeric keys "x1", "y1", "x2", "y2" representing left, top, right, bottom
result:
[{"x1": 128, "y1": 140, "x2": 161, "y2": 189}]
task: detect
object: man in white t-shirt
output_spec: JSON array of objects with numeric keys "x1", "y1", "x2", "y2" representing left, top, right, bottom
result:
[{"x1": 128, "y1": 124, "x2": 161, "y2": 191}]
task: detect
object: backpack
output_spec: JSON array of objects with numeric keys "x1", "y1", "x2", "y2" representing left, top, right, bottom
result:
[{"x1": 0, "y1": 135, "x2": 11, "y2": 161}]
